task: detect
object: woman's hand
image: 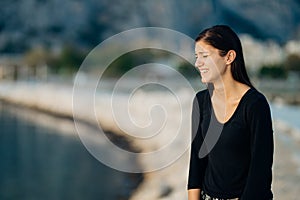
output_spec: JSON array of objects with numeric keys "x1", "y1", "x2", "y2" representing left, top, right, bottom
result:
[{"x1": 188, "y1": 189, "x2": 200, "y2": 200}]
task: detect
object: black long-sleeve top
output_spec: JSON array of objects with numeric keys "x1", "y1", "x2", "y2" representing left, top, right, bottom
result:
[{"x1": 188, "y1": 88, "x2": 274, "y2": 200}]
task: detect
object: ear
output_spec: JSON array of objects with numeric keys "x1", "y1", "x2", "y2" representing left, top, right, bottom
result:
[{"x1": 225, "y1": 50, "x2": 236, "y2": 65}]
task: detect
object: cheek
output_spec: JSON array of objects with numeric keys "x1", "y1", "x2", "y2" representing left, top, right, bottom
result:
[
  {"x1": 206, "y1": 59, "x2": 218, "y2": 70},
  {"x1": 208, "y1": 57, "x2": 226, "y2": 71}
]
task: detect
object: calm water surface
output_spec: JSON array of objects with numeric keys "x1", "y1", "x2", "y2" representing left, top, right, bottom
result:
[{"x1": 0, "y1": 102, "x2": 141, "y2": 200}]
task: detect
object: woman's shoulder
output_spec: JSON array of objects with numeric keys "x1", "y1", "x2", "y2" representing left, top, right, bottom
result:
[
  {"x1": 195, "y1": 89, "x2": 209, "y2": 99},
  {"x1": 192, "y1": 89, "x2": 210, "y2": 108},
  {"x1": 243, "y1": 88, "x2": 270, "y2": 109}
]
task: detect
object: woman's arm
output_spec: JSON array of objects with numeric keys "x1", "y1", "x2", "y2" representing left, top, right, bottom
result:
[
  {"x1": 240, "y1": 96, "x2": 274, "y2": 200},
  {"x1": 188, "y1": 189, "x2": 200, "y2": 200},
  {"x1": 187, "y1": 92, "x2": 208, "y2": 197}
]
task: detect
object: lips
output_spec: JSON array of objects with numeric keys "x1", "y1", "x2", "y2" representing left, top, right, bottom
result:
[
  {"x1": 199, "y1": 68, "x2": 209, "y2": 74},
  {"x1": 200, "y1": 69, "x2": 208, "y2": 74}
]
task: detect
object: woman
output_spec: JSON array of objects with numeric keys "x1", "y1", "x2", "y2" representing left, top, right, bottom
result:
[{"x1": 188, "y1": 25, "x2": 273, "y2": 200}]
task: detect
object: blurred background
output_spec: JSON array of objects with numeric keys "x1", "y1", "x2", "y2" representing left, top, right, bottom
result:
[{"x1": 0, "y1": 0, "x2": 300, "y2": 199}]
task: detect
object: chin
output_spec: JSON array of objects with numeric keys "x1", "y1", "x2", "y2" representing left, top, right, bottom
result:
[{"x1": 201, "y1": 77, "x2": 209, "y2": 84}]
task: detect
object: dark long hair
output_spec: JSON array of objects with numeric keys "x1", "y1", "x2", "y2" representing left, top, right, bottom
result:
[{"x1": 195, "y1": 25, "x2": 254, "y2": 88}]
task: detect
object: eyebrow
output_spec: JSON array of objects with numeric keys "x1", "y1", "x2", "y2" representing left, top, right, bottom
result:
[{"x1": 195, "y1": 51, "x2": 210, "y2": 55}]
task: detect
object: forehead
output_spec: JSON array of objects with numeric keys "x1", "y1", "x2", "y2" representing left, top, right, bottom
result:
[{"x1": 195, "y1": 41, "x2": 215, "y2": 53}]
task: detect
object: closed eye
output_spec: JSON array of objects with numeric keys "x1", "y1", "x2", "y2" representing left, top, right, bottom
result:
[{"x1": 195, "y1": 52, "x2": 210, "y2": 59}]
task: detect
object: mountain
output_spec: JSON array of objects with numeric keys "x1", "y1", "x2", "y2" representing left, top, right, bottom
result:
[{"x1": 0, "y1": 0, "x2": 299, "y2": 53}]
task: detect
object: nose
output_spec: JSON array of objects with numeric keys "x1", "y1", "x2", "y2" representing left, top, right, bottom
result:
[{"x1": 195, "y1": 57, "x2": 204, "y2": 68}]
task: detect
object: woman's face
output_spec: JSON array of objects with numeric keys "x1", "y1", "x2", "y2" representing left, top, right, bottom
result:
[{"x1": 194, "y1": 40, "x2": 227, "y2": 84}]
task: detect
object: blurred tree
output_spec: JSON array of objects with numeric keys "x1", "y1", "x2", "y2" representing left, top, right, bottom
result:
[
  {"x1": 258, "y1": 64, "x2": 287, "y2": 79},
  {"x1": 102, "y1": 49, "x2": 171, "y2": 78},
  {"x1": 284, "y1": 54, "x2": 300, "y2": 72},
  {"x1": 103, "y1": 52, "x2": 135, "y2": 77},
  {"x1": 177, "y1": 62, "x2": 199, "y2": 79},
  {"x1": 47, "y1": 45, "x2": 86, "y2": 75}
]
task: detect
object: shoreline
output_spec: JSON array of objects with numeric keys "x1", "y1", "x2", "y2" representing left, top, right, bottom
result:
[
  {"x1": 0, "y1": 80, "x2": 193, "y2": 199},
  {"x1": 1, "y1": 81, "x2": 300, "y2": 199},
  {"x1": 0, "y1": 99, "x2": 144, "y2": 200}
]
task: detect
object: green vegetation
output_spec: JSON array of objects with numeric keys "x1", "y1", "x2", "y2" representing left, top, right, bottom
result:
[
  {"x1": 258, "y1": 64, "x2": 287, "y2": 79},
  {"x1": 48, "y1": 46, "x2": 86, "y2": 74},
  {"x1": 102, "y1": 49, "x2": 192, "y2": 78},
  {"x1": 177, "y1": 62, "x2": 199, "y2": 79},
  {"x1": 284, "y1": 54, "x2": 300, "y2": 72},
  {"x1": 24, "y1": 44, "x2": 300, "y2": 80},
  {"x1": 258, "y1": 53, "x2": 300, "y2": 79},
  {"x1": 24, "y1": 45, "x2": 87, "y2": 76},
  {"x1": 103, "y1": 50, "x2": 141, "y2": 78}
]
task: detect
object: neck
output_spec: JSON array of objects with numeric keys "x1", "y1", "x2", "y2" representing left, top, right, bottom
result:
[
  {"x1": 210, "y1": 74, "x2": 248, "y2": 99},
  {"x1": 211, "y1": 64, "x2": 247, "y2": 97}
]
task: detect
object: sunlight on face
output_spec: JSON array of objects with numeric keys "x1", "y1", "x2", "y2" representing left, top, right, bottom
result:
[{"x1": 194, "y1": 41, "x2": 227, "y2": 84}]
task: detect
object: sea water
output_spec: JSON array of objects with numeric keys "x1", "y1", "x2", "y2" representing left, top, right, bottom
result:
[
  {"x1": 0, "y1": 102, "x2": 141, "y2": 200},
  {"x1": 271, "y1": 103, "x2": 300, "y2": 131}
]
